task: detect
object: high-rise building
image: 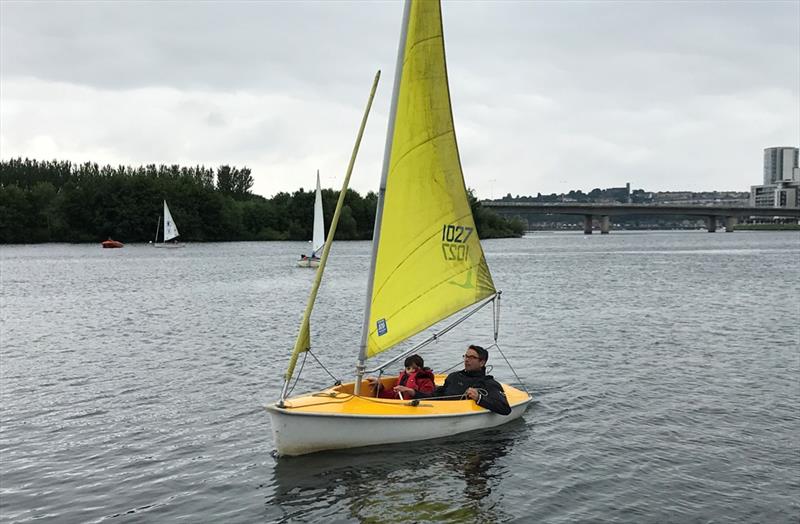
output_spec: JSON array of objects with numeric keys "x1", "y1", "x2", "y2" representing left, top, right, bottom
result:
[{"x1": 763, "y1": 147, "x2": 799, "y2": 185}]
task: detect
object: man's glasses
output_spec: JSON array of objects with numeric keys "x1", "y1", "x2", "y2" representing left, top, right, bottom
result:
[{"x1": 463, "y1": 354, "x2": 480, "y2": 360}]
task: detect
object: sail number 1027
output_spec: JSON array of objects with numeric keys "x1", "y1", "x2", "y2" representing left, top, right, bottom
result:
[{"x1": 441, "y1": 224, "x2": 473, "y2": 261}]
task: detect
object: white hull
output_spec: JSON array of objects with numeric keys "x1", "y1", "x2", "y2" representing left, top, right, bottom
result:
[
  {"x1": 266, "y1": 399, "x2": 530, "y2": 457},
  {"x1": 296, "y1": 258, "x2": 320, "y2": 268},
  {"x1": 153, "y1": 243, "x2": 185, "y2": 248}
]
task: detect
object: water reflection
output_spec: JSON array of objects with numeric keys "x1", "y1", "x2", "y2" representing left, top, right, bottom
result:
[{"x1": 266, "y1": 421, "x2": 525, "y2": 523}]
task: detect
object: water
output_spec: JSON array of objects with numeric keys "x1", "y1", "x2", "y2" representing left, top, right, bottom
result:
[{"x1": 1, "y1": 231, "x2": 798, "y2": 523}]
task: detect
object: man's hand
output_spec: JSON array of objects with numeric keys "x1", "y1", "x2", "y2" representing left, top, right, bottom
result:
[{"x1": 465, "y1": 387, "x2": 480, "y2": 401}]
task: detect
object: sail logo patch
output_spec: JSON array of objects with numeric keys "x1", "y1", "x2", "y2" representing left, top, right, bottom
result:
[
  {"x1": 377, "y1": 318, "x2": 388, "y2": 336},
  {"x1": 449, "y1": 269, "x2": 474, "y2": 289},
  {"x1": 441, "y1": 223, "x2": 473, "y2": 261}
]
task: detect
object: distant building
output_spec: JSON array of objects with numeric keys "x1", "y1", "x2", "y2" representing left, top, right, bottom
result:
[
  {"x1": 763, "y1": 146, "x2": 799, "y2": 185},
  {"x1": 750, "y1": 181, "x2": 800, "y2": 208},
  {"x1": 751, "y1": 146, "x2": 800, "y2": 209},
  {"x1": 653, "y1": 191, "x2": 748, "y2": 206}
]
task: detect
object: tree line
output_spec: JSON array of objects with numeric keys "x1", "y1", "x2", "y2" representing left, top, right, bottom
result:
[{"x1": 0, "y1": 158, "x2": 524, "y2": 244}]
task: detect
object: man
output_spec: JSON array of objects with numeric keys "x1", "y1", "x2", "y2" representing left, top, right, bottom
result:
[{"x1": 394, "y1": 344, "x2": 511, "y2": 415}]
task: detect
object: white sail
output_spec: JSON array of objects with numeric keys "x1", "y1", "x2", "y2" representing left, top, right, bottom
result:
[
  {"x1": 163, "y1": 200, "x2": 179, "y2": 242},
  {"x1": 311, "y1": 172, "x2": 325, "y2": 257}
]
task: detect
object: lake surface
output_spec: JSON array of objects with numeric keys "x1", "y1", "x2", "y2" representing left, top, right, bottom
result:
[{"x1": 1, "y1": 231, "x2": 798, "y2": 523}]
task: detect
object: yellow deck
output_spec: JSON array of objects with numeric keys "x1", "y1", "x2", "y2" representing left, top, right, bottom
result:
[{"x1": 276, "y1": 374, "x2": 531, "y2": 417}]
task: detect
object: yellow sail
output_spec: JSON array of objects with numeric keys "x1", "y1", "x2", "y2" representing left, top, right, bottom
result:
[{"x1": 366, "y1": 0, "x2": 495, "y2": 358}]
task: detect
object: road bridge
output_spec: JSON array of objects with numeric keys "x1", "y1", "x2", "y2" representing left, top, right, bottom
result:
[{"x1": 481, "y1": 201, "x2": 800, "y2": 233}]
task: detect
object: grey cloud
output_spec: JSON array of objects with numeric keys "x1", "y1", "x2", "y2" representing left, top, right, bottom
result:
[
  {"x1": 1, "y1": 1, "x2": 397, "y2": 93},
  {"x1": 0, "y1": 0, "x2": 797, "y2": 197},
  {"x1": 205, "y1": 111, "x2": 226, "y2": 127}
]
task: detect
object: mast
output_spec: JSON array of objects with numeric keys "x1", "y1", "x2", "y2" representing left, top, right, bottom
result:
[
  {"x1": 154, "y1": 215, "x2": 161, "y2": 244},
  {"x1": 353, "y1": 0, "x2": 412, "y2": 395}
]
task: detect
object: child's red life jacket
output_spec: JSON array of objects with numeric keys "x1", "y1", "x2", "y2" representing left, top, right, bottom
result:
[{"x1": 378, "y1": 367, "x2": 436, "y2": 399}]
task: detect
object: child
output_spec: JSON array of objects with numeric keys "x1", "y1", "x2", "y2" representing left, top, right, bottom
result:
[{"x1": 370, "y1": 354, "x2": 435, "y2": 399}]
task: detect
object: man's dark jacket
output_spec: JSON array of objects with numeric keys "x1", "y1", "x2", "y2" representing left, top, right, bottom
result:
[{"x1": 416, "y1": 369, "x2": 511, "y2": 415}]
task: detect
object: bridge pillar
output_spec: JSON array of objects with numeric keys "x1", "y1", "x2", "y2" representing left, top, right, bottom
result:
[
  {"x1": 600, "y1": 215, "x2": 610, "y2": 234},
  {"x1": 706, "y1": 216, "x2": 717, "y2": 233},
  {"x1": 584, "y1": 215, "x2": 593, "y2": 234},
  {"x1": 725, "y1": 216, "x2": 737, "y2": 232}
]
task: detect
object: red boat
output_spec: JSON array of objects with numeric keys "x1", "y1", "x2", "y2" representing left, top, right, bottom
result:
[{"x1": 101, "y1": 239, "x2": 124, "y2": 248}]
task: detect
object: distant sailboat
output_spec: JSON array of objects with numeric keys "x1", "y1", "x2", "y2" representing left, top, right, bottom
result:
[
  {"x1": 153, "y1": 200, "x2": 184, "y2": 248},
  {"x1": 101, "y1": 238, "x2": 123, "y2": 248},
  {"x1": 297, "y1": 172, "x2": 325, "y2": 268}
]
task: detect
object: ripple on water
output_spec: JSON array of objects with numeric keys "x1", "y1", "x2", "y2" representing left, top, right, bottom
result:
[{"x1": 1, "y1": 235, "x2": 798, "y2": 523}]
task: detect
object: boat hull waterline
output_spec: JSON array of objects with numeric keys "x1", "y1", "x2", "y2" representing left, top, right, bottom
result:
[
  {"x1": 266, "y1": 378, "x2": 531, "y2": 456},
  {"x1": 296, "y1": 257, "x2": 321, "y2": 268}
]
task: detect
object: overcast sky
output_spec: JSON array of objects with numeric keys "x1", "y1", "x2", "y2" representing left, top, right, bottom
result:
[{"x1": 1, "y1": 1, "x2": 798, "y2": 199}]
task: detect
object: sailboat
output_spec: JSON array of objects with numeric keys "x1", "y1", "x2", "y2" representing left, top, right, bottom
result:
[
  {"x1": 153, "y1": 200, "x2": 184, "y2": 248},
  {"x1": 297, "y1": 172, "x2": 325, "y2": 268},
  {"x1": 267, "y1": 0, "x2": 531, "y2": 456}
]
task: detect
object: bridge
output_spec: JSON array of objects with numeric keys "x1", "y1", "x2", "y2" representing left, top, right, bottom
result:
[{"x1": 481, "y1": 201, "x2": 800, "y2": 233}]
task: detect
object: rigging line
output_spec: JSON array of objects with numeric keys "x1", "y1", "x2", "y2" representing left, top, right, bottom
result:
[
  {"x1": 286, "y1": 351, "x2": 308, "y2": 397},
  {"x1": 283, "y1": 395, "x2": 446, "y2": 410},
  {"x1": 306, "y1": 349, "x2": 341, "y2": 384},
  {"x1": 366, "y1": 292, "x2": 498, "y2": 373},
  {"x1": 358, "y1": 392, "x2": 466, "y2": 403},
  {"x1": 374, "y1": 369, "x2": 385, "y2": 397},
  {"x1": 441, "y1": 360, "x2": 492, "y2": 375},
  {"x1": 488, "y1": 342, "x2": 530, "y2": 395},
  {"x1": 424, "y1": 394, "x2": 471, "y2": 401},
  {"x1": 358, "y1": 395, "x2": 428, "y2": 406},
  {"x1": 441, "y1": 360, "x2": 463, "y2": 374},
  {"x1": 370, "y1": 270, "x2": 489, "y2": 342},
  {"x1": 311, "y1": 392, "x2": 348, "y2": 398},
  {"x1": 492, "y1": 292, "x2": 501, "y2": 342}
]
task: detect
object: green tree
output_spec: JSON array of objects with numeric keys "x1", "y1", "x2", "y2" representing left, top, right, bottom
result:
[{"x1": 0, "y1": 158, "x2": 523, "y2": 243}]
